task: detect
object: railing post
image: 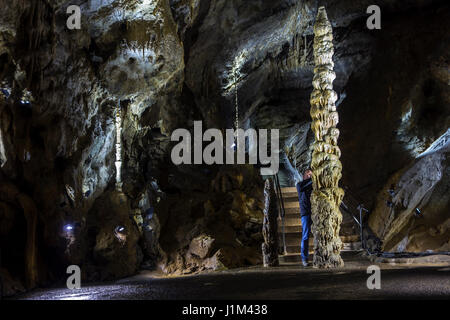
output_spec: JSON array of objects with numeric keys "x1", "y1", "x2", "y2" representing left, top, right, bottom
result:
[{"x1": 357, "y1": 204, "x2": 369, "y2": 250}]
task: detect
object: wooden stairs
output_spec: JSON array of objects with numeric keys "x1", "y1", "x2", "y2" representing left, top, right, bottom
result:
[{"x1": 278, "y1": 187, "x2": 361, "y2": 264}]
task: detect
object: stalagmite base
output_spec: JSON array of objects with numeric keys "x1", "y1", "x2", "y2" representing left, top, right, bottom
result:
[{"x1": 310, "y1": 7, "x2": 345, "y2": 268}]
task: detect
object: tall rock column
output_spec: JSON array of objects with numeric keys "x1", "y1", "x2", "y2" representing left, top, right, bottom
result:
[
  {"x1": 262, "y1": 179, "x2": 279, "y2": 267},
  {"x1": 309, "y1": 7, "x2": 345, "y2": 268},
  {"x1": 115, "y1": 105, "x2": 123, "y2": 192}
]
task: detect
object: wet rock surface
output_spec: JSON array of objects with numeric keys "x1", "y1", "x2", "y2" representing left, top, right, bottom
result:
[
  {"x1": 11, "y1": 252, "x2": 450, "y2": 300},
  {"x1": 0, "y1": 0, "x2": 449, "y2": 296}
]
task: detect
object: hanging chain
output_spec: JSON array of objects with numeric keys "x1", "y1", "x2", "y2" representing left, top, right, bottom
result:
[
  {"x1": 234, "y1": 70, "x2": 239, "y2": 130},
  {"x1": 234, "y1": 69, "x2": 239, "y2": 142}
]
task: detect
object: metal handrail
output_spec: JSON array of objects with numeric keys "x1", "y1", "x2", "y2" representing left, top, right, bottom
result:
[{"x1": 340, "y1": 186, "x2": 369, "y2": 250}]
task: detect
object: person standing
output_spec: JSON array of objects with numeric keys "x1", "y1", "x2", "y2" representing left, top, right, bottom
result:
[{"x1": 296, "y1": 169, "x2": 313, "y2": 267}]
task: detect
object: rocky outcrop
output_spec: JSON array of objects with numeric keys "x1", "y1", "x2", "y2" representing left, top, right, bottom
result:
[
  {"x1": 369, "y1": 129, "x2": 450, "y2": 252},
  {"x1": 156, "y1": 166, "x2": 263, "y2": 275}
]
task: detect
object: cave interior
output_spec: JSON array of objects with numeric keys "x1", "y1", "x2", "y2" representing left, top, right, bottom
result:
[{"x1": 0, "y1": 0, "x2": 449, "y2": 297}]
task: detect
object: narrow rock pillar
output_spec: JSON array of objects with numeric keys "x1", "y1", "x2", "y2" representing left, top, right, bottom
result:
[
  {"x1": 309, "y1": 7, "x2": 345, "y2": 268},
  {"x1": 115, "y1": 105, "x2": 123, "y2": 192},
  {"x1": 262, "y1": 178, "x2": 279, "y2": 267}
]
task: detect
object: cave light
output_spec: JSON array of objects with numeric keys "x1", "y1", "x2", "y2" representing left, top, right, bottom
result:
[
  {"x1": 64, "y1": 224, "x2": 74, "y2": 232},
  {"x1": 414, "y1": 208, "x2": 422, "y2": 217},
  {"x1": 0, "y1": 81, "x2": 11, "y2": 98},
  {"x1": 20, "y1": 89, "x2": 33, "y2": 107},
  {"x1": 114, "y1": 226, "x2": 127, "y2": 244}
]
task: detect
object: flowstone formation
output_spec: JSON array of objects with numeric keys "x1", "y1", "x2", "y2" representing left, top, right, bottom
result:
[{"x1": 309, "y1": 7, "x2": 345, "y2": 268}]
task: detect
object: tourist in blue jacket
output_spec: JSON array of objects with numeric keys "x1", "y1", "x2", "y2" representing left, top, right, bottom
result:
[{"x1": 296, "y1": 169, "x2": 313, "y2": 267}]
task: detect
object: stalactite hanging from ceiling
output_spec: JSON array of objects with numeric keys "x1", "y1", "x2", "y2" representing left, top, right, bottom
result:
[{"x1": 17, "y1": 0, "x2": 56, "y2": 93}]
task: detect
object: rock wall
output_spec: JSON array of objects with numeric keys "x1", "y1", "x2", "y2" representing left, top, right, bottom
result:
[{"x1": 369, "y1": 130, "x2": 450, "y2": 252}]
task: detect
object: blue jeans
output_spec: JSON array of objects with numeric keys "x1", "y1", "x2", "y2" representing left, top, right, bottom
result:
[{"x1": 301, "y1": 215, "x2": 311, "y2": 262}]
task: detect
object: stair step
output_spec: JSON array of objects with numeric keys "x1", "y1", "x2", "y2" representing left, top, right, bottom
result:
[
  {"x1": 279, "y1": 242, "x2": 362, "y2": 254},
  {"x1": 279, "y1": 236, "x2": 314, "y2": 247},
  {"x1": 282, "y1": 192, "x2": 298, "y2": 199},
  {"x1": 281, "y1": 187, "x2": 297, "y2": 193},
  {"x1": 284, "y1": 217, "x2": 302, "y2": 227},
  {"x1": 284, "y1": 207, "x2": 301, "y2": 215},
  {"x1": 341, "y1": 241, "x2": 362, "y2": 251},
  {"x1": 282, "y1": 244, "x2": 315, "y2": 254},
  {"x1": 278, "y1": 242, "x2": 361, "y2": 264},
  {"x1": 279, "y1": 254, "x2": 303, "y2": 263},
  {"x1": 283, "y1": 201, "x2": 300, "y2": 209},
  {"x1": 284, "y1": 213, "x2": 301, "y2": 219},
  {"x1": 278, "y1": 252, "x2": 313, "y2": 263},
  {"x1": 279, "y1": 225, "x2": 302, "y2": 233},
  {"x1": 278, "y1": 245, "x2": 360, "y2": 264},
  {"x1": 278, "y1": 231, "x2": 362, "y2": 246},
  {"x1": 340, "y1": 235, "x2": 361, "y2": 243},
  {"x1": 283, "y1": 197, "x2": 299, "y2": 203}
]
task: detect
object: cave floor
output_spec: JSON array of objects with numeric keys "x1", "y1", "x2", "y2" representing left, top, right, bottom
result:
[{"x1": 13, "y1": 252, "x2": 450, "y2": 300}]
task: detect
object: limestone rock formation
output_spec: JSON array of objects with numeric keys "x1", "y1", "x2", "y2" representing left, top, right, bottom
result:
[
  {"x1": 369, "y1": 129, "x2": 450, "y2": 252},
  {"x1": 309, "y1": 7, "x2": 344, "y2": 268},
  {"x1": 262, "y1": 179, "x2": 279, "y2": 267},
  {"x1": 157, "y1": 166, "x2": 264, "y2": 275}
]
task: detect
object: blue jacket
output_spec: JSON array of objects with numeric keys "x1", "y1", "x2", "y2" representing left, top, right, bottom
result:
[{"x1": 296, "y1": 178, "x2": 312, "y2": 217}]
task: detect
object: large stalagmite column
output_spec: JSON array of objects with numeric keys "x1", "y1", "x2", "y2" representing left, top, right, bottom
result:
[{"x1": 309, "y1": 7, "x2": 345, "y2": 268}]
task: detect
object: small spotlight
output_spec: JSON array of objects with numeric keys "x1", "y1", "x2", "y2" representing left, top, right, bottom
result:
[
  {"x1": 114, "y1": 226, "x2": 127, "y2": 244},
  {"x1": 1, "y1": 88, "x2": 11, "y2": 98},
  {"x1": 19, "y1": 89, "x2": 33, "y2": 107},
  {"x1": 414, "y1": 208, "x2": 422, "y2": 217},
  {"x1": 64, "y1": 224, "x2": 74, "y2": 231},
  {"x1": 0, "y1": 82, "x2": 11, "y2": 99}
]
